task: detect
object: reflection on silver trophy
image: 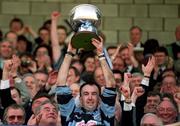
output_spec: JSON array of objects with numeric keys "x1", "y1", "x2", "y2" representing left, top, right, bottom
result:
[{"x1": 69, "y1": 4, "x2": 101, "y2": 51}]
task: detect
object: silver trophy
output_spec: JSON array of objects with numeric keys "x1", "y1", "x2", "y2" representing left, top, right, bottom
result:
[{"x1": 69, "y1": 4, "x2": 101, "y2": 51}]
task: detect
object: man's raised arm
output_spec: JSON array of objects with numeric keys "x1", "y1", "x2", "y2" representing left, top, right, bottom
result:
[
  {"x1": 92, "y1": 37, "x2": 116, "y2": 88},
  {"x1": 56, "y1": 42, "x2": 76, "y2": 86}
]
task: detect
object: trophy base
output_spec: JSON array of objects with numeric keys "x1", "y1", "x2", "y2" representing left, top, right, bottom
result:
[{"x1": 71, "y1": 31, "x2": 100, "y2": 51}]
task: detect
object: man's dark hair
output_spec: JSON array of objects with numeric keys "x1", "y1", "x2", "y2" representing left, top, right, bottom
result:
[
  {"x1": 154, "y1": 46, "x2": 168, "y2": 56},
  {"x1": 38, "y1": 26, "x2": 49, "y2": 34},
  {"x1": 80, "y1": 82, "x2": 101, "y2": 97},
  {"x1": 32, "y1": 92, "x2": 51, "y2": 104},
  {"x1": 107, "y1": 46, "x2": 117, "y2": 52},
  {"x1": 143, "y1": 39, "x2": 159, "y2": 56},
  {"x1": 129, "y1": 25, "x2": 142, "y2": 32},
  {"x1": 147, "y1": 91, "x2": 161, "y2": 98}
]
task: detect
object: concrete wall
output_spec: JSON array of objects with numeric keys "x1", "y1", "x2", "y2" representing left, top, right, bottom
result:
[{"x1": 0, "y1": 0, "x2": 180, "y2": 45}]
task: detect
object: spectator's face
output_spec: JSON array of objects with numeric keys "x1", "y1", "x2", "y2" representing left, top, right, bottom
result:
[
  {"x1": 113, "y1": 73, "x2": 122, "y2": 87},
  {"x1": 39, "y1": 103, "x2": 58, "y2": 125},
  {"x1": 24, "y1": 76, "x2": 37, "y2": 91},
  {"x1": 113, "y1": 57, "x2": 125, "y2": 71},
  {"x1": 6, "y1": 108, "x2": 24, "y2": 125},
  {"x1": 11, "y1": 88, "x2": 22, "y2": 105},
  {"x1": 39, "y1": 29, "x2": 50, "y2": 43},
  {"x1": 72, "y1": 62, "x2": 84, "y2": 74},
  {"x1": 157, "y1": 100, "x2": 177, "y2": 124},
  {"x1": 84, "y1": 57, "x2": 96, "y2": 72},
  {"x1": 107, "y1": 48, "x2": 116, "y2": 56},
  {"x1": 32, "y1": 97, "x2": 49, "y2": 113},
  {"x1": 144, "y1": 95, "x2": 160, "y2": 113},
  {"x1": 36, "y1": 47, "x2": 49, "y2": 58},
  {"x1": 160, "y1": 76, "x2": 177, "y2": 95},
  {"x1": 0, "y1": 41, "x2": 13, "y2": 59},
  {"x1": 141, "y1": 115, "x2": 161, "y2": 126},
  {"x1": 94, "y1": 67, "x2": 105, "y2": 87},
  {"x1": 34, "y1": 73, "x2": 48, "y2": 89},
  {"x1": 154, "y1": 52, "x2": 166, "y2": 66},
  {"x1": 67, "y1": 68, "x2": 79, "y2": 85},
  {"x1": 130, "y1": 28, "x2": 142, "y2": 45},
  {"x1": 80, "y1": 84, "x2": 99, "y2": 112},
  {"x1": 130, "y1": 75, "x2": 142, "y2": 91},
  {"x1": 57, "y1": 28, "x2": 67, "y2": 44},
  {"x1": 6, "y1": 32, "x2": 17, "y2": 48},
  {"x1": 10, "y1": 22, "x2": 23, "y2": 33},
  {"x1": 17, "y1": 40, "x2": 27, "y2": 53},
  {"x1": 120, "y1": 48, "x2": 131, "y2": 65}
]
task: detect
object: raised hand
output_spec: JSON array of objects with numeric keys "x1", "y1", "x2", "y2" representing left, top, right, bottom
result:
[
  {"x1": 131, "y1": 86, "x2": 145, "y2": 104},
  {"x1": 10, "y1": 55, "x2": 20, "y2": 76},
  {"x1": 127, "y1": 42, "x2": 134, "y2": 57},
  {"x1": 27, "y1": 113, "x2": 42, "y2": 126},
  {"x1": 174, "y1": 93, "x2": 180, "y2": 105},
  {"x1": 111, "y1": 43, "x2": 121, "y2": 61},
  {"x1": 91, "y1": 36, "x2": 103, "y2": 56},
  {"x1": 67, "y1": 41, "x2": 76, "y2": 55},
  {"x1": 51, "y1": 11, "x2": 60, "y2": 21},
  {"x1": 123, "y1": 72, "x2": 132, "y2": 86},
  {"x1": 142, "y1": 56, "x2": 155, "y2": 77}
]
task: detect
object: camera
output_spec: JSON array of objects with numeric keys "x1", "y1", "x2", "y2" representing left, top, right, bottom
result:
[{"x1": 21, "y1": 60, "x2": 31, "y2": 67}]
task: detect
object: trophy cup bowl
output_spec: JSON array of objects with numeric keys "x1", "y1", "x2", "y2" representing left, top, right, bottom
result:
[{"x1": 69, "y1": 4, "x2": 101, "y2": 51}]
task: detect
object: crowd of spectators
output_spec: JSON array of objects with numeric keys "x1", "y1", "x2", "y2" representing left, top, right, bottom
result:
[{"x1": 0, "y1": 11, "x2": 179, "y2": 126}]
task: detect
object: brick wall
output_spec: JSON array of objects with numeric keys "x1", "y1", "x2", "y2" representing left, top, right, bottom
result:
[{"x1": 0, "y1": 0, "x2": 180, "y2": 45}]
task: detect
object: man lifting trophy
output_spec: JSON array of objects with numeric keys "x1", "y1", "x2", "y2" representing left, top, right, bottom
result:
[{"x1": 69, "y1": 4, "x2": 101, "y2": 51}]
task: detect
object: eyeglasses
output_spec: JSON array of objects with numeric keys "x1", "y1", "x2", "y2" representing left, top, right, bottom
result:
[
  {"x1": 8, "y1": 115, "x2": 23, "y2": 121},
  {"x1": 157, "y1": 107, "x2": 174, "y2": 113}
]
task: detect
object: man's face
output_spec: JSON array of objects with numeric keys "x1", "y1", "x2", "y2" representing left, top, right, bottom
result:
[
  {"x1": 10, "y1": 22, "x2": 22, "y2": 33},
  {"x1": 94, "y1": 67, "x2": 105, "y2": 87},
  {"x1": 154, "y1": 52, "x2": 166, "y2": 66},
  {"x1": 67, "y1": 68, "x2": 79, "y2": 85},
  {"x1": 161, "y1": 76, "x2": 177, "y2": 95},
  {"x1": 32, "y1": 97, "x2": 49, "y2": 113},
  {"x1": 39, "y1": 29, "x2": 50, "y2": 42},
  {"x1": 120, "y1": 48, "x2": 131, "y2": 65},
  {"x1": 6, "y1": 108, "x2": 24, "y2": 125},
  {"x1": 80, "y1": 84, "x2": 99, "y2": 112},
  {"x1": 144, "y1": 95, "x2": 160, "y2": 113},
  {"x1": 157, "y1": 100, "x2": 177, "y2": 124},
  {"x1": 113, "y1": 57, "x2": 125, "y2": 71},
  {"x1": 11, "y1": 88, "x2": 22, "y2": 105},
  {"x1": 141, "y1": 115, "x2": 161, "y2": 126},
  {"x1": 130, "y1": 28, "x2": 142, "y2": 45},
  {"x1": 0, "y1": 41, "x2": 13, "y2": 59},
  {"x1": 6, "y1": 32, "x2": 17, "y2": 48},
  {"x1": 24, "y1": 76, "x2": 38, "y2": 91},
  {"x1": 57, "y1": 28, "x2": 67, "y2": 44},
  {"x1": 39, "y1": 103, "x2": 58, "y2": 125},
  {"x1": 84, "y1": 57, "x2": 96, "y2": 72},
  {"x1": 113, "y1": 73, "x2": 122, "y2": 88},
  {"x1": 130, "y1": 75, "x2": 142, "y2": 91},
  {"x1": 107, "y1": 48, "x2": 116, "y2": 56},
  {"x1": 34, "y1": 73, "x2": 48, "y2": 89}
]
